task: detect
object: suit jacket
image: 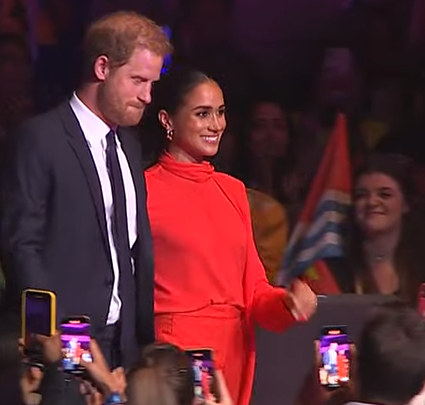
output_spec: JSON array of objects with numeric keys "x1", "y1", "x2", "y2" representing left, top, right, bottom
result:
[{"x1": 0, "y1": 101, "x2": 155, "y2": 367}]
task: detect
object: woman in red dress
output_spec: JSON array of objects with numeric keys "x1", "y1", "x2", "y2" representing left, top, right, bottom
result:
[{"x1": 144, "y1": 69, "x2": 317, "y2": 405}]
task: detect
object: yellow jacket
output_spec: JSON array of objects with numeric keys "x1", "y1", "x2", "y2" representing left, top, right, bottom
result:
[{"x1": 247, "y1": 188, "x2": 288, "y2": 284}]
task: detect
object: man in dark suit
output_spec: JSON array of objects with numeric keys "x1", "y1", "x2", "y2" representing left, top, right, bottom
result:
[{"x1": 0, "y1": 11, "x2": 171, "y2": 370}]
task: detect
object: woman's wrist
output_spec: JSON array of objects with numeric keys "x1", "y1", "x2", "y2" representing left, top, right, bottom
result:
[
  {"x1": 101, "y1": 374, "x2": 123, "y2": 399},
  {"x1": 103, "y1": 392, "x2": 126, "y2": 405}
]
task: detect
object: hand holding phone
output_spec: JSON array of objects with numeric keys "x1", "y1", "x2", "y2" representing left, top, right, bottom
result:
[
  {"x1": 60, "y1": 316, "x2": 92, "y2": 375},
  {"x1": 79, "y1": 339, "x2": 126, "y2": 399},
  {"x1": 22, "y1": 289, "x2": 56, "y2": 342},
  {"x1": 206, "y1": 370, "x2": 232, "y2": 405},
  {"x1": 318, "y1": 325, "x2": 350, "y2": 390},
  {"x1": 185, "y1": 349, "x2": 220, "y2": 404},
  {"x1": 21, "y1": 289, "x2": 56, "y2": 367}
]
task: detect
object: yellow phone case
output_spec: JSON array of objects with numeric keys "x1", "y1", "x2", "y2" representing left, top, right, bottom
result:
[{"x1": 21, "y1": 288, "x2": 56, "y2": 340}]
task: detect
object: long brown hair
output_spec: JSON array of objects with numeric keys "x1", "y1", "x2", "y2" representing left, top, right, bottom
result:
[{"x1": 346, "y1": 153, "x2": 425, "y2": 306}]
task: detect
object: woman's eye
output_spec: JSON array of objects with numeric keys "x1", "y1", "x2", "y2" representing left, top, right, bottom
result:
[{"x1": 197, "y1": 111, "x2": 209, "y2": 118}]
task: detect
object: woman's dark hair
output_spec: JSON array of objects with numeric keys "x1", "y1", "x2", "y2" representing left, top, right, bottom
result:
[
  {"x1": 346, "y1": 153, "x2": 425, "y2": 305},
  {"x1": 140, "y1": 68, "x2": 213, "y2": 164},
  {"x1": 153, "y1": 68, "x2": 212, "y2": 116},
  {"x1": 354, "y1": 153, "x2": 416, "y2": 204},
  {"x1": 128, "y1": 342, "x2": 195, "y2": 405}
]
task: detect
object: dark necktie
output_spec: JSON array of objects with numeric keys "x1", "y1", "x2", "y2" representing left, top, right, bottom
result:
[{"x1": 105, "y1": 130, "x2": 134, "y2": 313}]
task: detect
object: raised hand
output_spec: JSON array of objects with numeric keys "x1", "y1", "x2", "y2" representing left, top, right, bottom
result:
[{"x1": 284, "y1": 279, "x2": 318, "y2": 321}]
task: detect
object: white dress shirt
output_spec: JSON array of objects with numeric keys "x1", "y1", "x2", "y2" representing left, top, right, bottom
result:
[{"x1": 70, "y1": 93, "x2": 137, "y2": 325}]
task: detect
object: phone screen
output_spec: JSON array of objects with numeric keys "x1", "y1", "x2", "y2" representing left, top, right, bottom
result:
[
  {"x1": 61, "y1": 317, "x2": 92, "y2": 374},
  {"x1": 24, "y1": 290, "x2": 54, "y2": 343},
  {"x1": 185, "y1": 349, "x2": 218, "y2": 403},
  {"x1": 319, "y1": 325, "x2": 350, "y2": 389}
]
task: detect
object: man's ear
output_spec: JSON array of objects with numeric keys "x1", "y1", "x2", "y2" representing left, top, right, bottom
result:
[{"x1": 93, "y1": 55, "x2": 110, "y2": 81}]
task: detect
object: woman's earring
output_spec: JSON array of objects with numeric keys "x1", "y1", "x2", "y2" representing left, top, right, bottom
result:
[{"x1": 166, "y1": 129, "x2": 175, "y2": 141}]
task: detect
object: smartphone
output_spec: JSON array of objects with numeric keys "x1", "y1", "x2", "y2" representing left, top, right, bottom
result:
[
  {"x1": 21, "y1": 289, "x2": 56, "y2": 366},
  {"x1": 22, "y1": 288, "x2": 56, "y2": 341},
  {"x1": 319, "y1": 325, "x2": 350, "y2": 389},
  {"x1": 418, "y1": 283, "x2": 425, "y2": 319},
  {"x1": 185, "y1": 349, "x2": 220, "y2": 403},
  {"x1": 60, "y1": 316, "x2": 92, "y2": 375}
]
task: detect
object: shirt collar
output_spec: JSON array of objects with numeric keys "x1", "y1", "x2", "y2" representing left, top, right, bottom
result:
[{"x1": 69, "y1": 91, "x2": 112, "y2": 148}]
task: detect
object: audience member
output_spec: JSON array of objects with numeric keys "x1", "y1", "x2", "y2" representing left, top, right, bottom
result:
[
  {"x1": 329, "y1": 154, "x2": 425, "y2": 306},
  {"x1": 296, "y1": 303, "x2": 425, "y2": 405}
]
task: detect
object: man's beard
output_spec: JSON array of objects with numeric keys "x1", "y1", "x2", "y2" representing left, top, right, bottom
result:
[{"x1": 98, "y1": 84, "x2": 145, "y2": 127}]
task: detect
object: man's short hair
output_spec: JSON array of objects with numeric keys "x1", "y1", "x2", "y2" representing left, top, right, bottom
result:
[
  {"x1": 357, "y1": 304, "x2": 425, "y2": 405},
  {"x1": 82, "y1": 11, "x2": 172, "y2": 77}
]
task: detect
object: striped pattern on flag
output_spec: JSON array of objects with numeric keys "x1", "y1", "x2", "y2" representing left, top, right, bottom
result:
[{"x1": 282, "y1": 189, "x2": 350, "y2": 280}]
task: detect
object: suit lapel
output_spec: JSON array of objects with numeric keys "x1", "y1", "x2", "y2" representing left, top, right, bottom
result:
[{"x1": 57, "y1": 102, "x2": 109, "y2": 252}]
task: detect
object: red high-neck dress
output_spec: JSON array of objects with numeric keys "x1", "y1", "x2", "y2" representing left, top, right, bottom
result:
[{"x1": 145, "y1": 153, "x2": 297, "y2": 405}]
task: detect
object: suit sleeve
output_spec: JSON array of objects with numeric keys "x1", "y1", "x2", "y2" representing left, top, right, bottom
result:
[
  {"x1": 135, "y1": 170, "x2": 155, "y2": 346},
  {"x1": 0, "y1": 126, "x2": 52, "y2": 305},
  {"x1": 241, "y1": 185, "x2": 297, "y2": 332}
]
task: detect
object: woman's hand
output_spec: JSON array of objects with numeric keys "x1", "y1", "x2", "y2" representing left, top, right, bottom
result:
[
  {"x1": 20, "y1": 366, "x2": 43, "y2": 405},
  {"x1": 80, "y1": 340, "x2": 126, "y2": 399},
  {"x1": 35, "y1": 333, "x2": 62, "y2": 364},
  {"x1": 206, "y1": 370, "x2": 233, "y2": 405},
  {"x1": 20, "y1": 332, "x2": 62, "y2": 365},
  {"x1": 284, "y1": 279, "x2": 318, "y2": 321}
]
